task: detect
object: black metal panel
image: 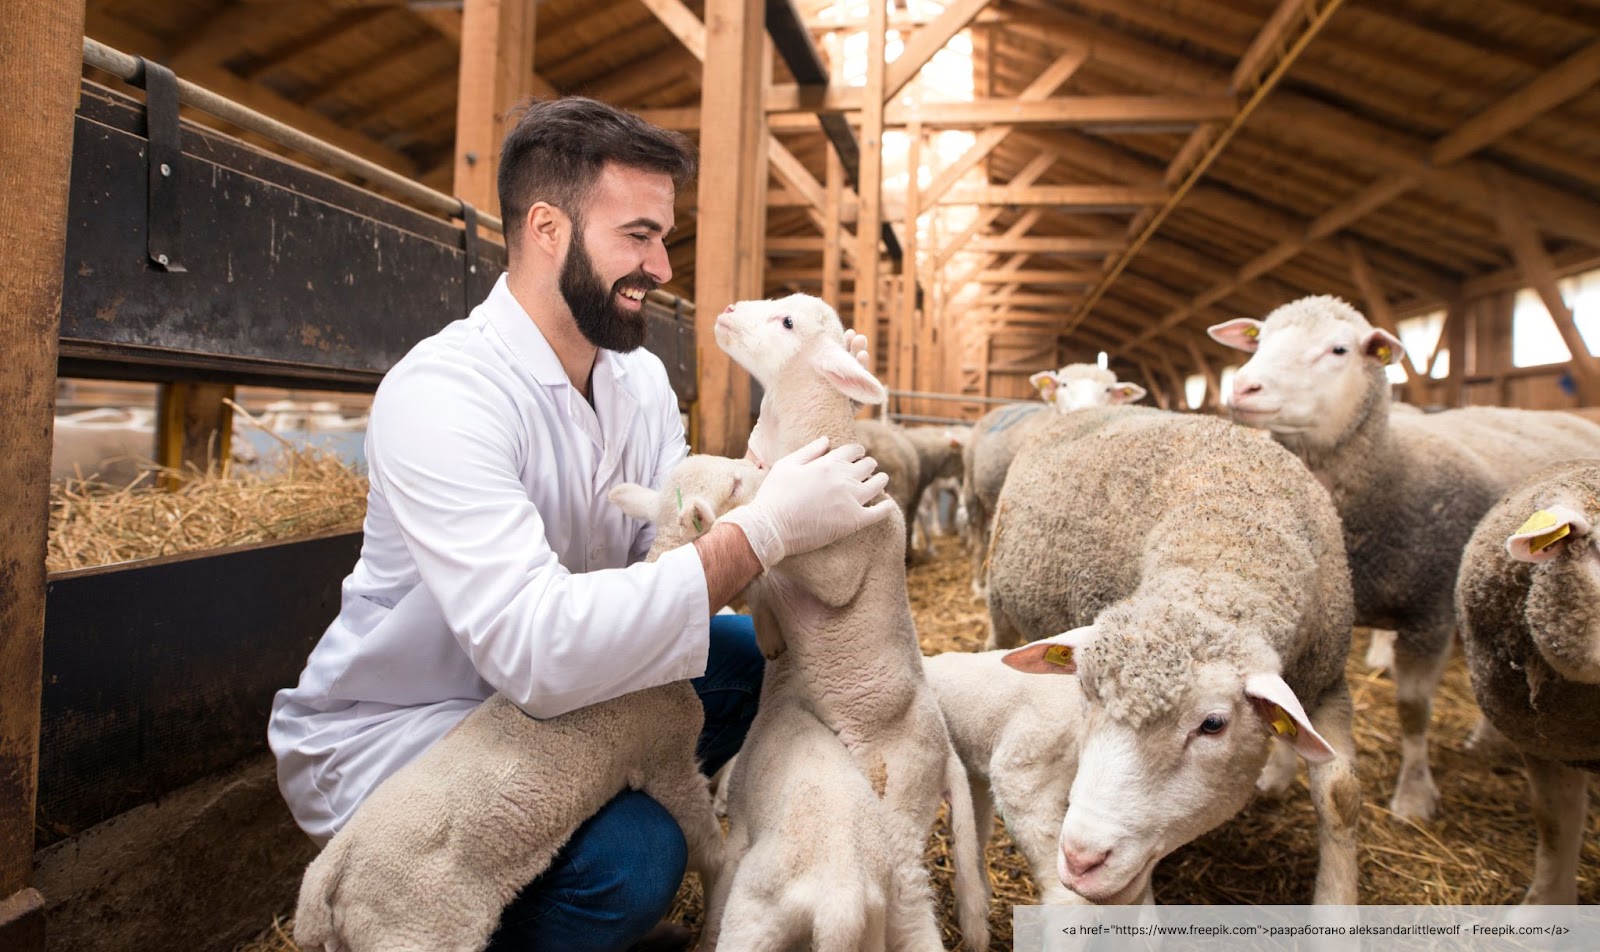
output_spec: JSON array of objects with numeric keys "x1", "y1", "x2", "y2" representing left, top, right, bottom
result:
[
  {"x1": 37, "y1": 531, "x2": 362, "y2": 846},
  {"x1": 643, "y1": 299, "x2": 697, "y2": 405}
]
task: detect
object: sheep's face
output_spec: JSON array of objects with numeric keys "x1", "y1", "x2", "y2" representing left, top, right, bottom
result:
[
  {"x1": 1032, "y1": 365, "x2": 1146, "y2": 413},
  {"x1": 714, "y1": 294, "x2": 845, "y2": 389},
  {"x1": 608, "y1": 455, "x2": 765, "y2": 549},
  {"x1": 1209, "y1": 296, "x2": 1402, "y2": 447},
  {"x1": 714, "y1": 293, "x2": 887, "y2": 405},
  {"x1": 1004, "y1": 627, "x2": 1335, "y2": 905}
]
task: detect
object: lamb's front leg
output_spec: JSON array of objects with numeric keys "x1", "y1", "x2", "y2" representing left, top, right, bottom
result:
[
  {"x1": 1388, "y1": 629, "x2": 1451, "y2": 821},
  {"x1": 1306, "y1": 681, "x2": 1360, "y2": 905}
]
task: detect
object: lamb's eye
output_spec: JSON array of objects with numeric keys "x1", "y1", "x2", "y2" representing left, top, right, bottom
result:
[
  {"x1": 1199, "y1": 714, "x2": 1228, "y2": 735},
  {"x1": 1331, "y1": 345, "x2": 1348, "y2": 356},
  {"x1": 781, "y1": 316, "x2": 794, "y2": 330}
]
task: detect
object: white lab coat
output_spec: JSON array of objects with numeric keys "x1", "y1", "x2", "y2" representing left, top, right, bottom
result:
[{"x1": 268, "y1": 274, "x2": 707, "y2": 844}]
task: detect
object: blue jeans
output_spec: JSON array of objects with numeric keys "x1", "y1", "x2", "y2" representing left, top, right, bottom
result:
[{"x1": 484, "y1": 614, "x2": 763, "y2": 952}]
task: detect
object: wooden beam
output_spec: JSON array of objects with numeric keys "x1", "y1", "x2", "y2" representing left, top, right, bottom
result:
[
  {"x1": 921, "y1": 48, "x2": 1086, "y2": 206},
  {"x1": 935, "y1": 154, "x2": 1055, "y2": 270},
  {"x1": 971, "y1": 292, "x2": 1081, "y2": 308},
  {"x1": 1487, "y1": 169, "x2": 1600, "y2": 394},
  {"x1": 853, "y1": 0, "x2": 888, "y2": 376},
  {"x1": 823, "y1": 146, "x2": 844, "y2": 309},
  {"x1": 585, "y1": 45, "x2": 698, "y2": 103},
  {"x1": 767, "y1": 236, "x2": 826, "y2": 253},
  {"x1": 767, "y1": 136, "x2": 826, "y2": 210},
  {"x1": 693, "y1": 0, "x2": 765, "y2": 455},
  {"x1": 973, "y1": 270, "x2": 1098, "y2": 285},
  {"x1": 895, "y1": 124, "x2": 923, "y2": 402},
  {"x1": 882, "y1": 0, "x2": 992, "y2": 101},
  {"x1": 1431, "y1": 39, "x2": 1600, "y2": 166},
  {"x1": 964, "y1": 235, "x2": 1121, "y2": 254},
  {"x1": 453, "y1": 0, "x2": 537, "y2": 217},
  {"x1": 939, "y1": 185, "x2": 1167, "y2": 208},
  {"x1": 891, "y1": 95, "x2": 1233, "y2": 128},
  {"x1": 2, "y1": 1, "x2": 80, "y2": 942},
  {"x1": 637, "y1": 0, "x2": 708, "y2": 60}
]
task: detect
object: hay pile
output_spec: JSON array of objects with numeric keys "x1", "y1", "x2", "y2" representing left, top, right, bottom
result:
[
  {"x1": 48, "y1": 437, "x2": 367, "y2": 574},
  {"x1": 237, "y1": 537, "x2": 1600, "y2": 952}
]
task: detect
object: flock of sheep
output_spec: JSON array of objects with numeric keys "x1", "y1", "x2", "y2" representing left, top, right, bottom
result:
[{"x1": 291, "y1": 293, "x2": 1600, "y2": 952}]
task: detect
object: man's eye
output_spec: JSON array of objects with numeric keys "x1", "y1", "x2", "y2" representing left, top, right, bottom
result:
[
  {"x1": 782, "y1": 316, "x2": 794, "y2": 329},
  {"x1": 630, "y1": 233, "x2": 649, "y2": 241}
]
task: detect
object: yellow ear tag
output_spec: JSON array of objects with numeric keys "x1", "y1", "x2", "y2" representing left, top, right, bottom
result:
[
  {"x1": 1269, "y1": 705, "x2": 1298, "y2": 738},
  {"x1": 1516, "y1": 509, "x2": 1571, "y2": 554},
  {"x1": 1243, "y1": 325, "x2": 1260, "y2": 340},
  {"x1": 1043, "y1": 644, "x2": 1075, "y2": 668},
  {"x1": 1376, "y1": 345, "x2": 1392, "y2": 363}
]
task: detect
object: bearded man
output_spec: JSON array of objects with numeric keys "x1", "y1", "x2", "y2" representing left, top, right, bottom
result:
[{"x1": 268, "y1": 98, "x2": 890, "y2": 952}]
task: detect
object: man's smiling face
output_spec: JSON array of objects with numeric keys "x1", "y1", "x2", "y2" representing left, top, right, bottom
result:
[{"x1": 559, "y1": 162, "x2": 676, "y2": 353}]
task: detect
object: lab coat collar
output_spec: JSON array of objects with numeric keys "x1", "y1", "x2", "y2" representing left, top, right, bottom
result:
[{"x1": 482, "y1": 273, "x2": 568, "y2": 388}]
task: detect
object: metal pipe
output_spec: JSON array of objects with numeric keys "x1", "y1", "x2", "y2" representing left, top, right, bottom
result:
[
  {"x1": 81, "y1": 37, "x2": 503, "y2": 233},
  {"x1": 887, "y1": 388, "x2": 1026, "y2": 405},
  {"x1": 889, "y1": 412, "x2": 975, "y2": 425}
]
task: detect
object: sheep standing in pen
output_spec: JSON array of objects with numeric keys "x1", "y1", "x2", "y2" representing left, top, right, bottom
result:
[
  {"x1": 292, "y1": 455, "x2": 760, "y2": 952},
  {"x1": 1210, "y1": 294, "x2": 1600, "y2": 820},
  {"x1": 710, "y1": 293, "x2": 990, "y2": 951},
  {"x1": 986, "y1": 411, "x2": 1360, "y2": 905},
  {"x1": 903, "y1": 425, "x2": 969, "y2": 560},
  {"x1": 1457, "y1": 460, "x2": 1600, "y2": 904},
  {"x1": 962, "y1": 365, "x2": 1148, "y2": 598},
  {"x1": 855, "y1": 418, "x2": 923, "y2": 562}
]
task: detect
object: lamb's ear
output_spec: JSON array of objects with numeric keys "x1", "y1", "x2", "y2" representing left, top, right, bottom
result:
[
  {"x1": 1361, "y1": 328, "x2": 1405, "y2": 366},
  {"x1": 1244, "y1": 673, "x2": 1336, "y2": 764},
  {"x1": 1208, "y1": 319, "x2": 1264, "y2": 353},
  {"x1": 1003, "y1": 625, "x2": 1098, "y2": 675},
  {"x1": 677, "y1": 496, "x2": 717, "y2": 540},
  {"x1": 1109, "y1": 383, "x2": 1147, "y2": 405},
  {"x1": 810, "y1": 341, "x2": 887, "y2": 405},
  {"x1": 1029, "y1": 371, "x2": 1060, "y2": 402},
  {"x1": 608, "y1": 483, "x2": 657, "y2": 521},
  {"x1": 1507, "y1": 504, "x2": 1591, "y2": 563}
]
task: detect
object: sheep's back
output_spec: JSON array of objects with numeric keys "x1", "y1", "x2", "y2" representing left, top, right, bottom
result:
[
  {"x1": 1417, "y1": 407, "x2": 1600, "y2": 493},
  {"x1": 1458, "y1": 460, "x2": 1600, "y2": 767},
  {"x1": 856, "y1": 420, "x2": 922, "y2": 516}
]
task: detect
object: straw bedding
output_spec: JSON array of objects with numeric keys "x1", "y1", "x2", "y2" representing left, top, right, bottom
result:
[{"x1": 193, "y1": 532, "x2": 1595, "y2": 951}]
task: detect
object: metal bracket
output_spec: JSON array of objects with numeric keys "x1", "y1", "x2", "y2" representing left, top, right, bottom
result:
[
  {"x1": 459, "y1": 200, "x2": 478, "y2": 317},
  {"x1": 134, "y1": 57, "x2": 185, "y2": 273}
]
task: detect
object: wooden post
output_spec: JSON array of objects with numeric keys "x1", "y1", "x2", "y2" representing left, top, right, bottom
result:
[
  {"x1": 156, "y1": 383, "x2": 236, "y2": 486},
  {"x1": 852, "y1": 0, "x2": 887, "y2": 376},
  {"x1": 453, "y1": 0, "x2": 538, "y2": 219},
  {"x1": 896, "y1": 122, "x2": 923, "y2": 411},
  {"x1": 692, "y1": 0, "x2": 764, "y2": 455},
  {"x1": 822, "y1": 147, "x2": 844, "y2": 310},
  {"x1": 1445, "y1": 296, "x2": 1470, "y2": 408},
  {"x1": 2, "y1": 1, "x2": 83, "y2": 947}
]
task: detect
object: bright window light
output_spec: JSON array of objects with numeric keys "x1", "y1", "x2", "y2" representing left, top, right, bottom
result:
[
  {"x1": 1185, "y1": 374, "x2": 1205, "y2": 409},
  {"x1": 1396, "y1": 310, "x2": 1444, "y2": 376},
  {"x1": 1512, "y1": 269, "x2": 1600, "y2": 368},
  {"x1": 1097, "y1": 351, "x2": 1108, "y2": 369},
  {"x1": 1219, "y1": 366, "x2": 1238, "y2": 406},
  {"x1": 1386, "y1": 362, "x2": 1409, "y2": 384}
]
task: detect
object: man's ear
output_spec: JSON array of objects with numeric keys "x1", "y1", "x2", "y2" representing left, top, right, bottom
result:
[{"x1": 526, "y1": 202, "x2": 569, "y2": 259}]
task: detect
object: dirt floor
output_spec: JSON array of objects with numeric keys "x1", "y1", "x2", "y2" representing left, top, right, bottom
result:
[{"x1": 239, "y1": 535, "x2": 1600, "y2": 952}]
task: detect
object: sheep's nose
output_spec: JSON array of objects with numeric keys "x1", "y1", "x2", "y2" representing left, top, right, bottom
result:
[
  {"x1": 1233, "y1": 376, "x2": 1264, "y2": 400},
  {"x1": 723, "y1": 304, "x2": 736, "y2": 314},
  {"x1": 1063, "y1": 844, "x2": 1110, "y2": 880}
]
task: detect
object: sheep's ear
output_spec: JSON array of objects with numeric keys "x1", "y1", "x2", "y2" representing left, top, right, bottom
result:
[
  {"x1": 678, "y1": 496, "x2": 717, "y2": 539},
  {"x1": 1028, "y1": 371, "x2": 1060, "y2": 401},
  {"x1": 1003, "y1": 625, "x2": 1098, "y2": 675},
  {"x1": 1108, "y1": 383, "x2": 1146, "y2": 405},
  {"x1": 1208, "y1": 319, "x2": 1264, "y2": 353},
  {"x1": 1507, "y1": 504, "x2": 1591, "y2": 563},
  {"x1": 1362, "y1": 328, "x2": 1405, "y2": 366},
  {"x1": 810, "y1": 341, "x2": 887, "y2": 405},
  {"x1": 608, "y1": 483, "x2": 657, "y2": 521},
  {"x1": 1244, "y1": 673, "x2": 1336, "y2": 764}
]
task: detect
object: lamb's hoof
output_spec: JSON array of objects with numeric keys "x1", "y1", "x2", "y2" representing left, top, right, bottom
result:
[
  {"x1": 970, "y1": 582, "x2": 987, "y2": 601},
  {"x1": 1388, "y1": 777, "x2": 1440, "y2": 822}
]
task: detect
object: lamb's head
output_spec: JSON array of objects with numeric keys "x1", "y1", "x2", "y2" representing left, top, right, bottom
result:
[
  {"x1": 609, "y1": 455, "x2": 766, "y2": 554},
  {"x1": 1030, "y1": 364, "x2": 1146, "y2": 413},
  {"x1": 1508, "y1": 501, "x2": 1600, "y2": 683},
  {"x1": 1002, "y1": 603, "x2": 1334, "y2": 905},
  {"x1": 713, "y1": 294, "x2": 887, "y2": 405},
  {"x1": 1209, "y1": 295, "x2": 1403, "y2": 449}
]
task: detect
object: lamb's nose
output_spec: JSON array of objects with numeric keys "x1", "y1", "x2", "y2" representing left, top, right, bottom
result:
[
  {"x1": 723, "y1": 304, "x2": 736, "y2": 314},
  {"x1": 1063, "y1": 844, "x2": 1110, "y2": 880},
  {"x1": 1233, "y1": 376, "x2": 1264, "y2": 400}
]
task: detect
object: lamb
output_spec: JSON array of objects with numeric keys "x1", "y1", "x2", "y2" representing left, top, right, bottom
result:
[
  {"x1": 1456, "y1": 460, "x2": 1600, "y2": 904},
  {"x1": 291, "y1": 454, "x2": 760, "y2": 952},
  {"x1": 1209, "y1": 294, "x2": 1600, "y2": 820},
  {"x1": 709, "y1": 293, "x2": 990, "y2": 950},
  {"x1": 985, "y1": 411, "x2": 1360, "y2": 905},
  {"x1": 962, "y1": 365, "x2": 1149, "y2": 597},
  {"x1": 854, "y1": 418, "x2": 923, "y2": 562},
  {"x1": 705, "y1": 654, "x2": 921, "y2": 951},
  {"x1": 903, "y1": 425, "x2": 969, "y2": 559}
]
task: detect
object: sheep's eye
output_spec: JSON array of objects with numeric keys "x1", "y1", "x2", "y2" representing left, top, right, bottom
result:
[
  {"x1": 1199, "y1": 714, "x2": 1228, "y2": 735},
  {"x1": 1331, "y1": 345, "x2": 1348, "y2": 356},
  {"x1": 781, "y1": 316, "x2": 794, "y2": 330}
]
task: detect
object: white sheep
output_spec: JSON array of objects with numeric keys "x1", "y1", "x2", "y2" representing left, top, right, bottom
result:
[
  {"x1": 854, "y1": 418, "x2": 923, "y2": 562},
  {"x1": 1457, "y1": 460, "x2": 1600, "y2": 903},
  {"x1": 903, "y1": 425, "x2": 969, "y2": 559},
  {"x1": 706, "y1": 654, "x2": 922, "y2": 951},
  {"x1": 1028, "y1": 363, "x2": 1147, "y2": 413},
  {"x1": 985, "y1": 410, "x2": 1360, "y2": 905},
  {"x1": 1210, "y1": 294, "x2": 1600, "y2": 820},
  {"x1": 291, "y1": 455, "x2": 760, "y2": 952},
  {"x1": 710, "y1": 293, "x2": 990, "y2": 951}
]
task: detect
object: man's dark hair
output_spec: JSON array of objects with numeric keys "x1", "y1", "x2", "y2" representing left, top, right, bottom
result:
[{"x1": 497, "y1": 97, "x2": 696, "y2": 251}]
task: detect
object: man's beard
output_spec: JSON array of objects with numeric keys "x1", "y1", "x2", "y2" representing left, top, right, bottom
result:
[{"x1": 559, "y1": 229, "x2": 654, "y2": 353}]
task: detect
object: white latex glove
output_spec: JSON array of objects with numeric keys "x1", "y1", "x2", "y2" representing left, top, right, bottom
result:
[{"x1": 721, "y1": 436, "x2": 894, "y2": 569}]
